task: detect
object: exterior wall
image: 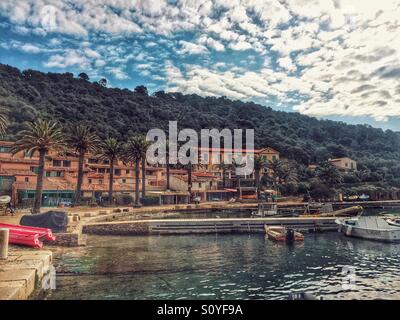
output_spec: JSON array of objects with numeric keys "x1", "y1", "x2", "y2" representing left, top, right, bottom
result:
[
  {"x1": 0, "y1": 140, "x2": 167, "y2": 206},
  {"x1": 329, "y1": 157, "x2": 357, "y2": 171}
]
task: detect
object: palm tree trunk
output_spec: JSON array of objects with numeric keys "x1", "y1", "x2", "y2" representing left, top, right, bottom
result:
[
  {"x1": 33, "y1": 149, "x2": 46, "y2": 214},
  {"x1": 74, "y1": 151, "x2": 85, "y2": 205},
  {"x1": 108, "y1": 160, "x2": 114, "y2": 206},
  {"x1": 135, "y1": 158, "x2": 140, "y2": 205},
  {"x1": 188, "y1": 163, "x2": 192, "y2": 203},
  {"x1": 166, "y1": 153, "x2": 170, "y2": 190},
  {"x1": 141, "y1": 157, "x2": 146, "y2": 198},
  {"x1": 255, "y1": 169, "x2": 260, "y2": 200},
  {"x1": 222, "y1": 169, "x2": 226, "y2": 188}
]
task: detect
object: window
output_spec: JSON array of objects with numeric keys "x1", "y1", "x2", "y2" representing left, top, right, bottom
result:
[
  {"x1": 98, "y1": 168, "x2": 106, "y2": 173},
  {"x1": 88, "y1": 179, "x2": 92, "y2": 184},
  {"x1": 126, "y1": 169, "x2": 130, "y2": 174},
  {"x1": 272, "y1": 155, "x2": 277, "y2": 161},
  {"x1": 30, "y1": 166, "x2": 39, "y2": 173},
  {"x1": 122, "y1": 179, "x2": 126, "y2": 183},
  {"x1": 201, "y1": 153, "x2": 209, "y2": 163},
  {"x1": 53, "y1": 160, "x2": 62, "y2": 167},
  {"x1": 88, "y1": 158, "x2": 99, "y2": 164},
  {"x1": 24, "y1": 177, "x2": 29, "y2": 182},
  {"x1": 115, "y1": 169, "x2": 121, "y2": 176},
  {"x1": 106, "y1": 168, "x2": 110, "y2": 173},
  {"x1": 99, "y1": 179, "x2": 103, "y2": 184},
  {"x1": 199, "y1": 183, "x2": 202, "y2": 188},
  {"x1": 0, "y1": 146, "x2": 11, "y2": 153},
  {"x1": 63, "y1": 160, "x2": 71, "y2": 167},
  {"x1": 103, "y1": 160, "x2": 110, "y2": 165}
]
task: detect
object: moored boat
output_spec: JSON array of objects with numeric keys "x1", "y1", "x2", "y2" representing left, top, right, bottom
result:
[
  {"x1": 264, "y1": 225, "x2": 304, "y2": 242},
  {"x1": 336, "y1": 212, "x2": 400, "y2": 242}
]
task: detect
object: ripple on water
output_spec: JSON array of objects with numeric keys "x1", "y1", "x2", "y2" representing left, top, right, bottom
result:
[{"x1": 49, "y1": 233, "x2": 400, "y2": 300}]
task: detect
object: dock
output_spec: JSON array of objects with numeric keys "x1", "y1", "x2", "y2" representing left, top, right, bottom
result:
[
  {"x1": 0, "y1": 248, "x2": 52, "y2": 300},
  {"x1": 83, "y1": 216, "x2": 338, "y2": 235}
]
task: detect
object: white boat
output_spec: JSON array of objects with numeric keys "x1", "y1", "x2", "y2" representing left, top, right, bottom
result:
[
  {"x1": 336, "y1": 212, "x2": 400, "y2": 242},
  {"x1": 251, "y1": 203, "x2": 278, "y2": 217}
]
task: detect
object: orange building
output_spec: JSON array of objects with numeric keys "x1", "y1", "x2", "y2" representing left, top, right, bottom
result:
[{"x1": 0, "y1": 140, "x2": 165, "y2": 207}]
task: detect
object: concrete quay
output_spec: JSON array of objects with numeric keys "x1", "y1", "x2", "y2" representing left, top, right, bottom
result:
[
  {"x1": 0, "y1": 248, "x2": 52, "y2": 300},
  {"x1": 83, "y1": 216, "x2": 338, "y2": 235}
]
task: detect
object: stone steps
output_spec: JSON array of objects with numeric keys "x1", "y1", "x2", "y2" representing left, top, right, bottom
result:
[{"x1": 0, "y1": 249, "x2": 52, "y2": 300}]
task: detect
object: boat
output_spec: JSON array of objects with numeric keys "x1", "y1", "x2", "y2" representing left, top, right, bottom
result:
[
  {"x1": 251, "y1": 203, "x2": 278, "y2": 217},
  {"x1": 300, "y1": 205, "x2": 363, "y2": 218},
  {"x1": 0, "y1": 195, "x2": 11, "y2": 204},
  {"x1": 264, "y1": 225, "x2": 304, "y2": 242},
  {"x1": 336, "y1": 212, "x2": 400, "y2": 242}
]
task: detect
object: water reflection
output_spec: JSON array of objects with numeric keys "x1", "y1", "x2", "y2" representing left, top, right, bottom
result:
[{"x1": 46, "y1": 231, "x2": 400, "y2": 300}]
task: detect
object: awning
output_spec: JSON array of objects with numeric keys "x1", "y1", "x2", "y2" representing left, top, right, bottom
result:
[{"x1": 224, "y1": 188, "x2": 237, "y2": 192}]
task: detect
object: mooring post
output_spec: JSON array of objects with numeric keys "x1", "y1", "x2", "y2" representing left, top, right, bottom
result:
[{"x1": 0, "y1": 228, "x2": 9, "y2": 260}]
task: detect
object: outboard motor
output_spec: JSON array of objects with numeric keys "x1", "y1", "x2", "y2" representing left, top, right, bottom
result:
[{"x1": 286, "y1": 228, "x2": 295, "y2": 243}]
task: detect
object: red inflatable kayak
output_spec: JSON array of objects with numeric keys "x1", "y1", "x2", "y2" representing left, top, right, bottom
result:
[{"x1": 0, "y1": 223, "x2": 56, "y2": 248}]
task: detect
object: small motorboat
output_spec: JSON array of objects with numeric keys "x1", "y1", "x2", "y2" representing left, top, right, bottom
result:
[
  {"x1": 336, "y1": 212, "x2": 400, "y2": 242},
  {"x1": 265, "y1": 225, "x2": 304, "y2": 242}
]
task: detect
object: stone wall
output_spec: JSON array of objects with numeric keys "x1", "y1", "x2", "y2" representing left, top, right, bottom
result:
[{"x1": 83, "y1": 221, "x2": 149, "y2": 235}]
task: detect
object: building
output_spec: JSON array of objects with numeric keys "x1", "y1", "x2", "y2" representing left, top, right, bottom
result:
[
  {"x1": 328, "y1": 157, "x2": 357, "y2": 171},
  {"x1": 170, "y1": 172, "x2": 236, "y2": 201},
  {"x1": 0, "y1": 140, "x2": 166, "y2": 207},
  {"x1": 197, "y1": 147, "x2": 279, "y2": 172},
  {"x1": 0, "y1": 139, "x2": 279, "y2": 206}
]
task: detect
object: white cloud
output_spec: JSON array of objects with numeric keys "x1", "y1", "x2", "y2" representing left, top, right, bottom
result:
[
  {"x1": 44, "y1": 50, "x2": 89, "y2": 68},
  {"x1": 2, "y1": 0, "x2": 400, "y2": 121},
  {"x1": 177, "y1": 40, "x2": 208, "y2": 55}
]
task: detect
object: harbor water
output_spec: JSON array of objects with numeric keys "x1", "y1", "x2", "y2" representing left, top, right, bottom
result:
[{"x1": 47, "y1": 231, "x2": 400, "y2": 300}]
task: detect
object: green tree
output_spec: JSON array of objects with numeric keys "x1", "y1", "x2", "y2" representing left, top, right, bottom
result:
[
  {"x1": 253, "y1": 156, "x2": 268, "y2": 200},
  {"x1": 0, "y1": 108, "x2": 8, "y2": 136},
  {"x1": 98, "y1": 78, "x2": 107, "y2": 87},
  {"x1": 78, "y1": 73, "x2": 89, "y2": 81},
  {"x1": 97, "y1": 138, "x2": 123, "y2": 206},
  {"x1": 12, "y1": 119, "x2": 65, "y2": 213},
  {"x1": 66, "y1": 124, "x2": 98, "y2": 205},
  {"x1": 125, "y1": 136, "x2": 147, "y2": 206},
  {"x1": 316, "y1": 161, "x2": 343, "y2": 187}
]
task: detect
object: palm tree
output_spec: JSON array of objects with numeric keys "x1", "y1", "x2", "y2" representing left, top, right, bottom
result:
[
  {"x1": 316, "y1": 161, "x2": 343, "y2": 187},
  {"x1": 163, "y1": 139, "x2": 176, "y2": 191},
  {"x1": 253, "y1": 156, "x2": 268, "y2": 200},
  {"x1": 66, "y1": 124, "x2": 98, "y2": 205},
  {"x1": 125, "y1": 136, "x2": 147, "y2": 206},
  {"x1": 97, "y1": 138, "x2": 123, "y2": 206},
  {"x1": 140, "y1": 138, "x2": 151, "y2": 198},
  {"x1": 11, "y1": 119, "x2": 65, "y2": 213}
]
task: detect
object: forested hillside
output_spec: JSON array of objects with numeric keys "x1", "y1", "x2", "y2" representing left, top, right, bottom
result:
[{"x1": 1, "y1": 63, "x2": 400, "y2": 192}]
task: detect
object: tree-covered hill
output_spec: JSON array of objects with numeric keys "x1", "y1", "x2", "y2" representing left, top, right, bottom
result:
[{"x1": 0, "y1": 63, "x2": 399, "y2": 175}]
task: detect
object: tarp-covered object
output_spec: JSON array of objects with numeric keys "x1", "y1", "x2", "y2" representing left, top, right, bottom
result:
[{"x1": 20, "y1": 211, "x2": 68, "y2": 233}]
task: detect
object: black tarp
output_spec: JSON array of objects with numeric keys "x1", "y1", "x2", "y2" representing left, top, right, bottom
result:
[{"x1": 20, "y1": 211, "x2": 68, "y2": 233}]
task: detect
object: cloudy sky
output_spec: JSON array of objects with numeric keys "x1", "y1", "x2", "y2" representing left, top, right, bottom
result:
[{"x1": 0, "y1": 0, "x2": 400, "y2": 130}]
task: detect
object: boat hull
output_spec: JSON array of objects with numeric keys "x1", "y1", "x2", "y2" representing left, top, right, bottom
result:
[{"x1": 339, "y1": 224, "x2": 400, "y2": 242}]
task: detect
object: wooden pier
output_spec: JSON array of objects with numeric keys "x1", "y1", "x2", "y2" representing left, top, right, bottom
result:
[{"x1": 83, "y1": 216, "x2": 338, "y2": 236}]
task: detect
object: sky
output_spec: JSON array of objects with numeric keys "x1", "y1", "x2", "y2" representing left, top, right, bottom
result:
[{"x1": 0, "y1": 0, "x2": 400, "y2": 131}]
